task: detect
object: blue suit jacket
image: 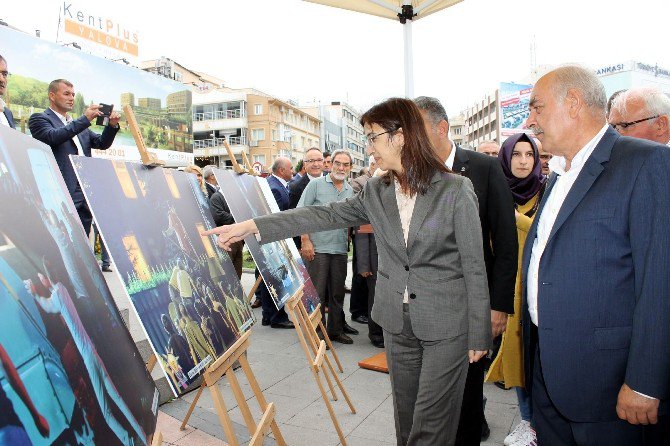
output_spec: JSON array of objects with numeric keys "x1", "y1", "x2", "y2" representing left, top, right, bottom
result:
[
  {"x1": 267, "y1": 174, "x2": 290, "y2": 211},
  {"x1": 28, "y1": 109, "x2": 118, "y2": 197},
  {"x1": 3, "y1": 107, "x2": 15, "y2": 129},
  {"x1": 521, "y1": 127, "x2": 670, "y2": 422}
]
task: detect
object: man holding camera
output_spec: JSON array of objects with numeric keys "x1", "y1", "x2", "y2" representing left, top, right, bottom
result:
[{"x1": 29, "y1": 79, "x2": 120, "y2": 235}]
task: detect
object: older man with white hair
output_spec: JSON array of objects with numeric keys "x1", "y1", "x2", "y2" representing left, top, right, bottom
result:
[
  {"x1": 608, "y1": 87, "x2": 670, "y2": 145},
  {"x1": 523, "y1": 65, "x2": 670, "y2": 445}
]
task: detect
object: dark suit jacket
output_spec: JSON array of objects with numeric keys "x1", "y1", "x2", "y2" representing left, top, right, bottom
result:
[
  {"x1": 3, "y1": 107, "x2": 15, "y2": 129},
  {"x1": 521, "y1": 127, "x2": 670, "y2": 422},
  {"x1": 267, "y1": 174, "x2": 290, "y2": 211},
  {"x1": 288, "y1": 173, "x2": 315, "y2": 248},
  {"x1": 209, "y1": 190, "x2": 235, "y2": 226},
  {"x1": 453, "y1": 147, "x2": 518, "y2": 313},
  {"x1": 28, "y1": 109, "x2": 118, "y2": 197},
  {"x1": 205, "y1": 182, "x2": 217, "y2": 199}
]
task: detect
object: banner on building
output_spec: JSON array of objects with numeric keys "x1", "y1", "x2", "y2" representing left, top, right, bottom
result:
[{"x1": 499, "y1": 82, "x2": 533, "y2": 141}]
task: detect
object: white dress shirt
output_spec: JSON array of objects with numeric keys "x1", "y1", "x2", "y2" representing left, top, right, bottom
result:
[
  {"x1": 272, "y1": 174, "x2": 289, "y2": 189},
  {"x1": 50, "y1": 108, "x2": 84, "y2": 156},
  {"x1": 526, "y1": 124, "x2": 609, "y2": 326},
  {"x1": 0, "y1": 98, "x2": 9, "y2": 127},
  {"x1": 394, "y1": 179, "x2": 417, "y2": 304},
  {"x1": 445, "y1": 140, "x2": 456, "y2": 170}
]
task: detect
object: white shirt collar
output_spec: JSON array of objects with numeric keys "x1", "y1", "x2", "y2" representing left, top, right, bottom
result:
[
  {"x1": 445, "y1": 140, "x2": 456, "y2": 170},
  {"x1": 50, "y1": 107, "x2": 71, "y2": 123},
  {"x1": 547, "y1": 124, "x2": 609, "y2": 175},
  {"x1": 0, "y1": 98, "x2": 8, "y2": 127},
  {"x1": 0, "y1": 97, "x2": 6, "y2": 109},
  {"x1": 272, "y1": 174, "x2": 288, "y2": 187},
  {"x1": 307, "y1": 173, "x2": 321, "y2": 180}
]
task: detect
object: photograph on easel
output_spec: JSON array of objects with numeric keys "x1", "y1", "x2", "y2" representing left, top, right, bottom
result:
[
  {"x1": 72, "y1": 157, "x2": 254, "y2": 396},
  {"x1": 215, "y1": 168, "x2": 319, "y2": 313},
  {"x1": 0, "y1": 127, "x2": 157, "y2": 445}
]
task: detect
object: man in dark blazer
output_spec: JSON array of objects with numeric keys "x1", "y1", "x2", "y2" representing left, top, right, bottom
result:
[
  {"x1": 288, "y1": 147, "x2": 325, "y2": 249},
  {"x1": 0, "y1": 55, "x2": 15, "y2": 129},
  {"x1": 203, "y1": 165, "x2": 219, "y2": 199},
  {"x1": 415, "y1": 96, "x2": 518, "y2": 444},
  {"x1": 521, "y1": 66, "x2": 670, "y2": 444},
  {"x1": 29, "y1": 79, "x2": 119, "y2": 235},
  {"x1": 258, "y1": 156, "x2": 294, "y2": 329}
]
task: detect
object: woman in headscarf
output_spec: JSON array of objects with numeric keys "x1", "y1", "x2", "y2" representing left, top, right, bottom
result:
[{"x1": 486, "y1": 132, "x2": 545, "y2": 446}]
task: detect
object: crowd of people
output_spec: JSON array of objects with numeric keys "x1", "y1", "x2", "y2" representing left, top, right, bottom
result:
[{"x1": 2, "y1": 50, "x2": 669, "y2": 446}]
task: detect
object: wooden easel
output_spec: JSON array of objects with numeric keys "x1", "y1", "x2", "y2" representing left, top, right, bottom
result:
[
  {"x1": 179, "y1": 330, "x2": 286, "y2": 446},
  {"x1": 285, "y1": 289, "x2": 356, "y2": 446},
  {"x1": 123, "y1": 105, "x2": 165, "y2": 167},
  {"x1": 144, "y1": 353, "x2": 163, "y2": 446},
  {"x1": 247, "y1": 275, "x2": 263, "y2": 303},
  {"x1": 221, "y1": 136, "x2": 254, "y2": 175}
]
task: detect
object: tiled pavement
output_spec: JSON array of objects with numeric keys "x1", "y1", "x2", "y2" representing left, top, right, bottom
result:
[{"x1": 104, "y1": 264, "x2": 520, "y2": 446}]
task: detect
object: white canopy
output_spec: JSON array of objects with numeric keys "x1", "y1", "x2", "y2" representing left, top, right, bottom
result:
[{"x1": 304, "y1": 0, "x2": 464, "y2": 96}]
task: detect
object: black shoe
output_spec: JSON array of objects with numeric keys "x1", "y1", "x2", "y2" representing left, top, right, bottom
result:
[
  {"x1": 371, "y1": 338, "x2": 384, "y2": 348},
  {"x1": 352, "y1": 314, "x2": 369, "y2": 324},
  {"x1": 343, "y1": 322, "x2": 359, "y2": 335},
  {"x1": 494, "y1": 380, "x2": 508, "y2": 390},
  {"x1": 251, "y1": 298, "x2": 262, "y2": 309},
  {"x1": 101, "y1": 265, "x2": 113, "y2": 272},
  {"x1": 262, "y1": 318, "x2": 270, "y2": 326},
  {"x1": 330, "y1": 333, "x2": 353, "y2": 344},
  {"x1": 270, "y1": 321, "x2": 294, "y2": 329},
  {"x1": 481, "y1": 419, "x2": 490, "y2": 441}
]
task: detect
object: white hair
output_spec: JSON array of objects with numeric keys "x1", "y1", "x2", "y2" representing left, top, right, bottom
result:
[
  {"x1": 612, "y1": 87, "x2": 670, "y2": 119},
  {"x1": 550, "y1": 65, "x2": 607, "y2": 115}
]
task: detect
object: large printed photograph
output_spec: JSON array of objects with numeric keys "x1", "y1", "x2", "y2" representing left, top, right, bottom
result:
[
  {"x1": 499, "y1": 82, "x2": 533, "y2": 140},
  {"x1": 215, "y1": 169, "x2": 319, "y2": 313},
  {"x1": 0, "y1": 126, "x2": 157, "y2": 445},
  {"x1": 72, "y1": 157, "x2": 254, "y2": 396},
  {"x1": 0, "y1": 25, "x2": 193, "y2": 164}
]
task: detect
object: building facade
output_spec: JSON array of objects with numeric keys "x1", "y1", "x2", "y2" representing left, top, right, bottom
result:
[
  {"x1": 191, "y1": 88, "x2": 321, "y2": 171},
  {"x1": 595, "y1": 60, "x2": 670, "y2": 97},
  {"x1": 465, "y1": 90, "x2": 500, "y2": 147},
  {"x1": 324, "y1": 102, "x2": 366, "y2": 170}
]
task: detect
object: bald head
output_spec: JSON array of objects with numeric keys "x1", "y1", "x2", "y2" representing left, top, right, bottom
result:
[
  {"x1": 526, "y1": 66, "x2": 608, "y2": 162},
  {"x1": 271, "y1": 156, "x2": 293, "y2": 182},
  {"x1": 609, "y1": 87, "x2": 670, "y2": 144}
]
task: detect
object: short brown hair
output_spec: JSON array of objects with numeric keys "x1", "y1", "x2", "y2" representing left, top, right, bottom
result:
[
  {"x1": 48, "y1": 79, "x2": 73, "y2": 94},
  {"x1": 360, "y1": 98, "x2": 449, "y2": 196}
]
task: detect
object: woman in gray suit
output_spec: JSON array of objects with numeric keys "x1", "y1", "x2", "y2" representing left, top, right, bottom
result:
[{"x1": 203, "y1": 98, "x2": 491, "y2": 446}]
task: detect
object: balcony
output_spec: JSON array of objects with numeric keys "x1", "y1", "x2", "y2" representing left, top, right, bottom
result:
[
  {"x1": 193, "y1": 109, "x2": 245, "y2": 121},
  {"x1": 193, "y1": 136, "x2": 247, "y2": 150}
]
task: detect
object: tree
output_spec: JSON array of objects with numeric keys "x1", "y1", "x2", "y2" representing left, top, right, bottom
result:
[{"x1": 73, "y1": 93, "x2": 86, "y2": 117}]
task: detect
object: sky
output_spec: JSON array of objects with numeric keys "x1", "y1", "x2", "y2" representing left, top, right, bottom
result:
[{"x1": 3, "y1": 0, "x2": 669, "y2": 116}]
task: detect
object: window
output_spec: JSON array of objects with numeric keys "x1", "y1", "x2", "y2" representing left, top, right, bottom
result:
[
  {"x1": 253, "y1": 154, "x2": 266, "y2": 165},
  {"x1": 251, "y1": 129, "x2": 265, "y2": 141},
  {"x1": 254, "y1": 104, "x2": 263, "y2": 115},
  {"x1": 272, "y1": 129, "x2": 278, "y2": 141}
]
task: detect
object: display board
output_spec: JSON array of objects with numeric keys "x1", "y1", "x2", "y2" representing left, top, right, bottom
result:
[
  {"x1": 72, "y1": 157, "x2": 254, "y2": 396},
  {"x1": 215, "y1": 169, "x2": 319, "y2": 313},
  {"x1": 0, "y1": 25, "x2": 193, "y2": 166},
  {"x1": 0, "y1": 126, "x2": 157, "y2": 445}
]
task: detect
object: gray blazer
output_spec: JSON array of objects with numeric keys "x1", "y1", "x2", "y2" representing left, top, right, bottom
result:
[{"x1": 255, "y1": 171, "x2": 491, "y2": 349}]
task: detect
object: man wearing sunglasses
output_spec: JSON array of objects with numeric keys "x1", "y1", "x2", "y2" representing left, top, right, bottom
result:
[{"x1": 608, "y1": 87, "x2": 670, "y2": 145}]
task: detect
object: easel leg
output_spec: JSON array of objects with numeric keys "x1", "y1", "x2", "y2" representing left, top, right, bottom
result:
[
  {"x1": 151, "y1": 431, "x2": 163, "y2": 446},
  {"x1": 314, "y1": 314, "x2": 344, "y2": 373},
  {"x1": 180, "y1": 381, "x2": 206, "y2": 430},
  {"x1": 210, "y1": 384, "x2": 241, "y2": 446},
  {"x1": 248, "y1": 275, "x2": 263, "y2": 303},
  {"x1": 226, "y1": 368, "x2": 257, "y2": 436},
  {"x1": 323, "y1": 354, "x2": 356, "y2": 414},
  {"x1": 239, "y1": 354, "x2": 287, "y2": 445},
  {"x1": 313, "y1": 367, "x2": 348, "y2": 446}
]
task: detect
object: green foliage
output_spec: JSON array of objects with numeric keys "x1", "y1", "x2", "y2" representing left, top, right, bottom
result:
[
  {"x1": 6, "y1": 74, "x2": 49, "y2": 110},
  {"x1": 73, "y1": 92, "x2": 86, "y2": 117}
]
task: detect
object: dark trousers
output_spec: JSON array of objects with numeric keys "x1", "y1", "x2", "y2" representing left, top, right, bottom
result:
[
  {"x1": 259, "y1": 282, "x2": 289, "y2": 324},
  {"x1": 531, "y1": 347, "x2": 644, "y2": 445},
  {"x1": 73, "y1": 188, "x2": 92, "y2": 236},
  {"x1": 366, "y1": 274, "x2": 383, "y2": 342},
  {"x1": 349, "y1": 241, "x2": 368, "y2": 318},
  {"x1": 386, "y1": 304, "x2": 469, "y2": 446},
  {"x1": 306, "y1": 252, "x2": 347, "y2": 336},
  {"x1": 226, "y1": 241, "x2": 244, "y2": 279},
  {"x1": 93, "y1": 224, "x2": 110, "y2": 267},
  {"x1": 454, "y1": 359, "x2": 486, "y2": 445}
]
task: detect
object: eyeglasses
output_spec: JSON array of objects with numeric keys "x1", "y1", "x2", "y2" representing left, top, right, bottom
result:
[
  {"x1": 610, "y1": 115, "x2": 659, "y2": 132},
  {"x1": 332, "y1": 161, "x2": 351, "y2": 169},
  {"x1": 365, "y1": 130, "x2": 392, "y2": 147},
  {"x1": 304, "y1": 158, "x2": 324, "y2": 164}
]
